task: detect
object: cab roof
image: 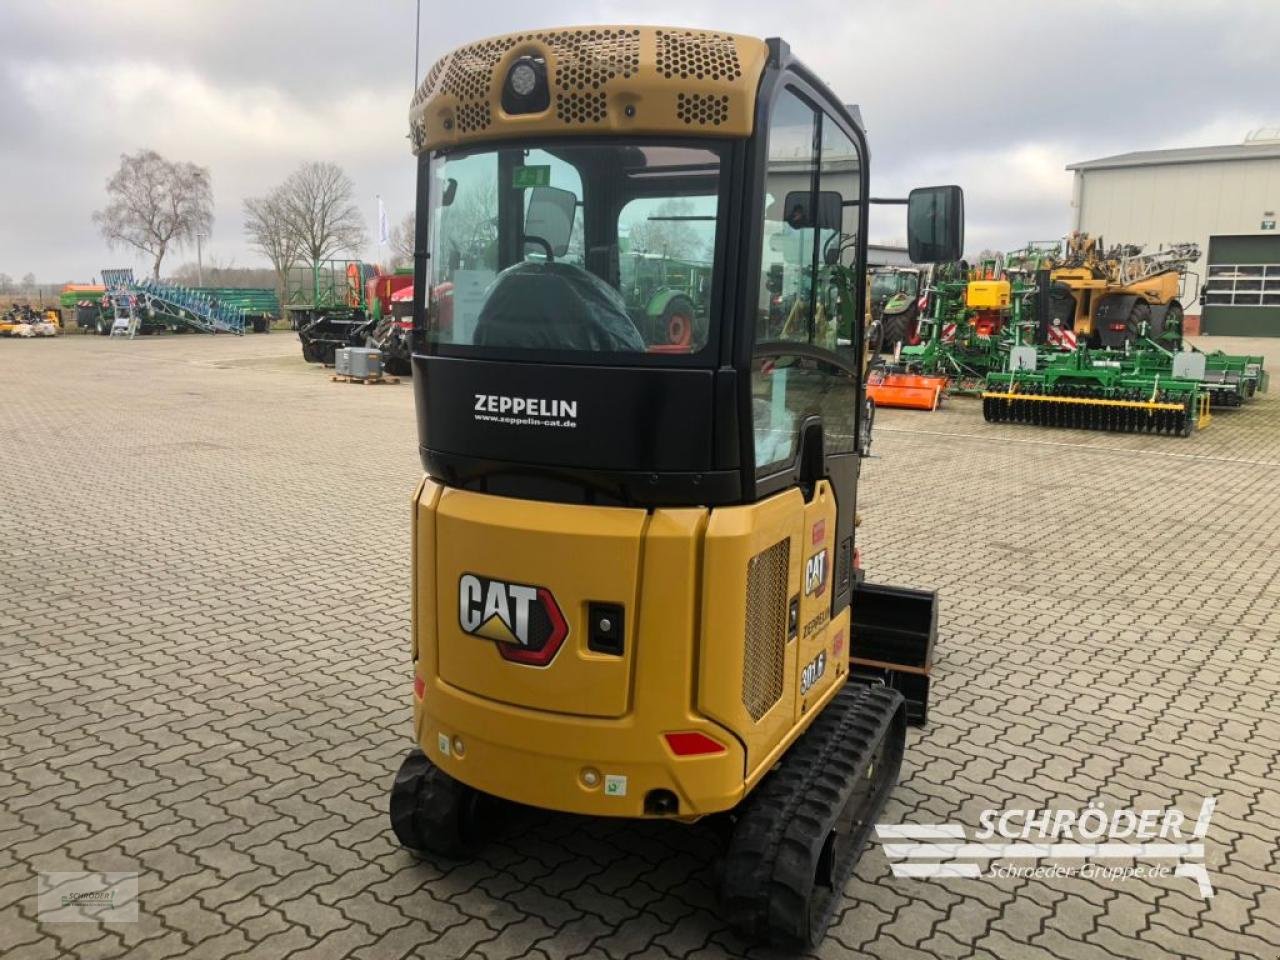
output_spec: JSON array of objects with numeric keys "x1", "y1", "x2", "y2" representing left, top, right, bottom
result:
[{"x1": 409, "y1": 26, "x2": 769, "y2": 153}]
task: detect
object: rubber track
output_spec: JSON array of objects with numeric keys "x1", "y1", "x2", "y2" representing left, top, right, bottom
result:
[
  {"x1": 720, "y1": 683, "x2": 905, "y2": 947},
  {"x1": 388, "y1": 748, "x2": 477, "y2": 858}
]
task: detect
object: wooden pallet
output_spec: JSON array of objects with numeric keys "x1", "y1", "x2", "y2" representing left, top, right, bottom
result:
[{"x1": 331, "y1": 374, "x2": 401, "y2": 385}]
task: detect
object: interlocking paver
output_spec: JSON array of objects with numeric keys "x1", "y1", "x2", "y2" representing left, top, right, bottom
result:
[{"x1": 2, "y1": 333, "x2": 1278, "y2": 960}]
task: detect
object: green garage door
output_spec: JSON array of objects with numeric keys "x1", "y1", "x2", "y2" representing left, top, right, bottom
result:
[{"x1": 1202, "y1": 234, "x2": 1280, "y2": 336}]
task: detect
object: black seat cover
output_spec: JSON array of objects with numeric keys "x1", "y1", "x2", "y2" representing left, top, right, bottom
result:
[{"x1": 473, "y1": 262, "x2": 646, "y2": 352}]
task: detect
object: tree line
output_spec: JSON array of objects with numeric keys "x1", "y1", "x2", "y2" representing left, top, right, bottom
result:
[{"x1": 91, "y1": 148, "x2": 412, "y2": 304}]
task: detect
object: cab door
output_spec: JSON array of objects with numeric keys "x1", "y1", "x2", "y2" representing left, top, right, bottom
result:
[{"x1": 749, "y1": 82, "x2": 867, "y2": 646}]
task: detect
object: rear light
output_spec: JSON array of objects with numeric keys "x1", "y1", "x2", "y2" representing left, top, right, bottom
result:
[
  {"x1": 413, "y1": 675, "x2": 425, "y2": 699},
  {"x1": 1109, "y1": 323, "x2": 1127, "y2": 332},
  {"x1": 663, "y1": 731, "x2": 726, "y2": 756}
]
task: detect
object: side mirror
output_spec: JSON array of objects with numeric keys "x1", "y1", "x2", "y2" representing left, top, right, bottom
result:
[
  {"x1": 782, "y1": 190, "x2": 843, "y2": 232},
  {"x1": 907, "y1": 185, "x2": 964, "y2": 264},
  {"x1": 524, "y1": 185, "x2": 576, "y2": 258}
]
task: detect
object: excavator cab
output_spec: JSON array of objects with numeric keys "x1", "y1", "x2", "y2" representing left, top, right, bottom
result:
[{"x1": 391, "y1": 26, "x2": 962, "y2": 947}]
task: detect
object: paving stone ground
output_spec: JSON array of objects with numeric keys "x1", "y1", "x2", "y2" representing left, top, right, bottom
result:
[{"x1": 1, "y1": 332, "x2": 1277, "y2": 960}]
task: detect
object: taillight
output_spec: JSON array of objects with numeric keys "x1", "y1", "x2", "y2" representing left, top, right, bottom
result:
[
  {"x1": 1109, "y1": 323, "x2": 1127, "y2": 332},
  {"x1": 413, "y1": 675, "x2": 425, "y2": 699},
  {"x1": 663, "y1": 731, "x2": 726, "y2": 756}
]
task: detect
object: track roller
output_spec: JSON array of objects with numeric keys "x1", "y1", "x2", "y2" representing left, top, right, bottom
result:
[
  {"x1": 720, "y1": 682, "x2": 906, "y2": 948},
  {"x1": 389, "y1": 749, "x2": 494, "y2": 858}
]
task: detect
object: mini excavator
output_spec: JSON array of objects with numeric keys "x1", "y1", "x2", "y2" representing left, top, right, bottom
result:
[{"x1": 388, "y1": 26, "x2": 962, "y2": 947}]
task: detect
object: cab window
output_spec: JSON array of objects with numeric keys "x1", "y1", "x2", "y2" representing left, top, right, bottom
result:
[
  {"x1": 423, "y1": 143, "x2": 724, "y2": 359},
  {"x1": 753, "y1": 92, "x2": 863, "y2": 475},
  {"x1": 755, "y1": 88, "x2": 819, "y2": 346}
]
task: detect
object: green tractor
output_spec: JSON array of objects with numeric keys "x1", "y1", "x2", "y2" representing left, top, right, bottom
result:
[
  {"x1": 618, "y1": 251, "x2": 712, "y2": 349},
  {"x1": 870, "y1": 266, "x2": 925, "y2": 351}
]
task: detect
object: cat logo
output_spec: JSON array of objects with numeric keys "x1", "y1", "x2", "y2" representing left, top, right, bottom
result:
[
  {"x1": 804, "y1": 549, "x2": 828, "y2": 597},
  {"x1": 458, "y1": 574, "x2": 568, "y2": 667}
]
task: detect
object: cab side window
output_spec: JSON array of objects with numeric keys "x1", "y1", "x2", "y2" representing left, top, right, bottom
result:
[
  {"x1": 817, "y1": 118, "x2": 861, "y2": 367},
  {"x1": 753, "y1": 91, "x2": 863, "y2": 475},
  {"x1": 756, "y1": 89, "x2": 819, "y2": 346}
]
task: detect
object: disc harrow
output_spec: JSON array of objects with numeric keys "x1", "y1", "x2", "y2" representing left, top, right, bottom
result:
[{"x1": 982, "y1": 383, "x2": 1201, "y2": 436}]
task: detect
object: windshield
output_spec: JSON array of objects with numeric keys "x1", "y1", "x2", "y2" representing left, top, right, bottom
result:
[
  {"x1": 421, "y1": 142, "x2": 723, "y2": 358},
  {"x1": 870, "y1": 270, "x2": 919, "y2": 301}
]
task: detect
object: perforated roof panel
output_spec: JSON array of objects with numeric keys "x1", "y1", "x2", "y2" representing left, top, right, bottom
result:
[{"x1": 409, "y1": 26, "x2": 768, "y2": 152}]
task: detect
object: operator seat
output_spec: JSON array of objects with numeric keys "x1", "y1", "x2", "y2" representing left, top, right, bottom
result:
[{"x1": 473, "y1": 261, "x2": 646, "y2": 352}]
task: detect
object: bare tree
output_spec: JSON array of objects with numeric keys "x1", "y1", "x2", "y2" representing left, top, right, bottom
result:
[
  {"x1": 0, "y1": 274, "x2": 12, "y2": 295},
  {"x1": 626, "y1": 198, "x2": 705, "y2": 261},
  {"x1": 438, "y1": 180, "x2": 499, "y2": 275},
  {"x1": 389, "y1": 211, "x2": 415, "y2": 269},
  {"x1": 92, "y1": 149, "x2": 213, "y2": 280},
  {"x1": 279, "y1": 162, "x2": 366, "y2": 267},
  {"x1": 20, "y1": 272, "x2": 36, "y2": 293},
  {"x1": 244, "y1": 187, "x2": 302, "y2": 306}
]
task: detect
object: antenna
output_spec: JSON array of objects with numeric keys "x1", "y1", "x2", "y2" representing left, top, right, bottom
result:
[{"x1": 414, "y1": 0, "x2": 421, "y2": 92}]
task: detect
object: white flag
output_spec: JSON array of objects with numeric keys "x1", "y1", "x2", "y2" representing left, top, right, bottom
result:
[{"x1": 377, "y1": 195, "x2": 389, "y2": 245}]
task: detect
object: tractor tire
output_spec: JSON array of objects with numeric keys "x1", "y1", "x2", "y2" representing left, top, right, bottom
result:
[
  {"x1": 659, "y1": 295, "x2": 702, "y2": 348},
  {"x1": 389, "y1": 749, "x2": 492, "y2": 859},
  {"x1": 879, "y1": 311, "x2": 920, "y2": 352},
  {"x1": 384, "y1": 357, "x2": 412, "y2": 376},
  {"x1": 1129, "y1": 300, "x2": 1152, "y2": 339},
  {"x1": 720, "y1": 682, "x2": 906, "y2": 948}
]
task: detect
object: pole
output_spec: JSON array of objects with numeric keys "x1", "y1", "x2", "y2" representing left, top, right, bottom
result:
[
  {"x1": 196, "y1": 233, "x2": 205, "y2": 287},
  {"x1": 414, "y1": 0, "x2": 421, "y2": 91}
]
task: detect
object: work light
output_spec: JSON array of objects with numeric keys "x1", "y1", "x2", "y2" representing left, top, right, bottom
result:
[
  {"x1": 502, "y1": 55, "x2": 549, "y2": 114},
  {"x1": 510, "y1": 62, "x2": 537, "y2": 97}
]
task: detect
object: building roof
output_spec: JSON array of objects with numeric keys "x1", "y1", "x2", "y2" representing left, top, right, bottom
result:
[{"x1": 1067, "y1": 141, "x2": 1280, "y2": 172}]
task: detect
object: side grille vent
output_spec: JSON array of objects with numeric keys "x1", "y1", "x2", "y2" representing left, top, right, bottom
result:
[{"x1": 741, "y1": 539, "x2": 790, "y2": 722}]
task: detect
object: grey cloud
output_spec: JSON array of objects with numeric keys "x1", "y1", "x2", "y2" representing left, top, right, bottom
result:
[{"x1": 2, "y1": 0, "x2": 1277, "y2": 279}]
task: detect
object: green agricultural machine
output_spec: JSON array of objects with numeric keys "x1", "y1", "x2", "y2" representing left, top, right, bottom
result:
[
  {"x1": 870, "y1": 266, "x2": 925, "y2": 350},
  {"x1": 983, "y1": 348, "x2": 1211, "y2": 437},
  {"x1": 1201, "y1": 351, "x2": 1268, "y2": 405},
  {"x1": 982, "y1": 310, "x2": 1267, "y2": 437},
  {"x1": 618, "y1": 252, "x2": 712, "y2": 349},
  {"x1": 287, "y1": 260, "x2": 378, "y2": 364},
  {"x1": 890, "y1": 262, "x2": 1042, "y2": 393}
]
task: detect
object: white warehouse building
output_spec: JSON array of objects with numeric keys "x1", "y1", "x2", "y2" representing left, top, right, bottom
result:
[{"x1": 1068, "y1": 131, "x2": 1280, "y2": 336}]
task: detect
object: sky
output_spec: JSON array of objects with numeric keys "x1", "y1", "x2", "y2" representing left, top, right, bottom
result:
[{"x1": 2, "y1": 0, "x2": 1278, "y2": 283}]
